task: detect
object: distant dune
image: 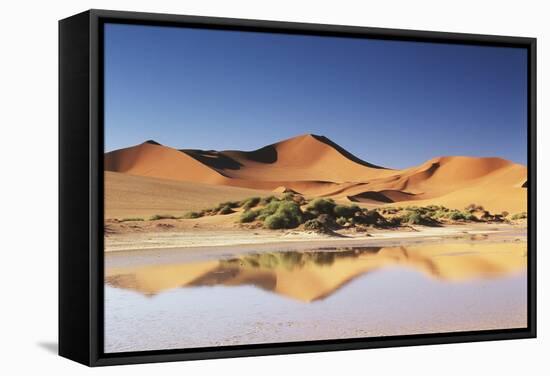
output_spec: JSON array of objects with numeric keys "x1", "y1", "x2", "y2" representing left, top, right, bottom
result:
[{"x1": 105, "y1": 134, "x2": 527, "y2": 214}]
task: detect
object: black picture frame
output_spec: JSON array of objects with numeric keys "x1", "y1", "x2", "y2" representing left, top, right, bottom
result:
[{"x1": 59, "y1": 9, "x2": 537, "y2": 367}]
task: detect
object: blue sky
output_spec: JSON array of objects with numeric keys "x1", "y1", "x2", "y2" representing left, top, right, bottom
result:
[{"x1": 104, "y1": 23, "x2": 527, "y2": 169}]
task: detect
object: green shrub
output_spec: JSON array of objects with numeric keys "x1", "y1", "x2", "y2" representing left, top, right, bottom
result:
[
  {"x1": 120, "y1": 217, "x2": 144, "y2": 222},
  {"x1": 303, "y1": 218, "x2": 329, "y2": 233},
  {"x1": 182, "y1": 211, "x2": 202, "y2": 219},
  {"x1": 398, "y1": 209, "x2": 439, "y2": 226},
  {"x1": 257, "y1": 212, "x2": 271, "y2": 221},
  {"x1": 217, "y1": 201, "x2": 240, "y2": 210},
  {"x1": 263, "y1": 201, "x2": 303, "y2": 229},
  {"x1": 387, "y1": 217, "x2": 403, "y2": 226},
  {"x1": 465, "y1": 204, "x2": 484, "y2": 213},
  {"x1": 149, "y1": 214, "x2": 177, "y2": 221},
  {"x1": 447, "y1": 211, "x2": 475, "y2": 221},
  {"x1": 433, "y1": 210, "x2": 449, "y2": 219},
  {"x1": 261, "y1": 200, "x2": 283, "y2": 216},
  {"x1": 240, "y1": 197, "x2": 261, "y2": 210},
  {"x1": 219, "y1": 205, "x2": 235, "y2": 215},
  {"x1": 333, "y1": 204, "x2": 360, "y2": 218},
  {"x1": 425, "y1": 205, "x2": 443, "y2": 211},
  {"x1": 407, "y1": 212, "x2": 424, "y2": 224},
  {"x1": 240, "y1": 210, "x2": 259, "y2": 223},
  {"x1": 305, "y1": 198, "x2": 335, "y2": 216},
  {"x1": 511, "y1": 212, "x2": 527, "y2": 220},
  {"x1": 264, "y1": 213, "x2": 287, "y2": 229},
  {"x1": 259, "y1": 196, "x2": 279, "y2": 206},
  {"x1": 356, "y1": 209, "x2": 388, "y2": 227},
  {"x1": 501, "y1": 211, "x2": 510, "y2": 218}
]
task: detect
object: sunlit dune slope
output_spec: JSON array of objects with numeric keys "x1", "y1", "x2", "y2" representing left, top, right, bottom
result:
[
  {"x1": 199, "y1": 133, "x2": 394, "y2": 182},
  {"x1": 104, "y1": 171, "x2": 274, "y2": 219},
  {"x1": 104, "y1": 134, "x2": 527, "y2": 213}
]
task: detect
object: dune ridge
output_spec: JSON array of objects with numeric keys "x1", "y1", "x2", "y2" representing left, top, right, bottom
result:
[{"x1": 104, "y1": 134, "x2": 527, "y2": 213}]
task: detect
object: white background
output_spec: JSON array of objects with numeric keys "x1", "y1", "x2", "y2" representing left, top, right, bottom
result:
[{"x1": 0, "y1": 0, "x2": 547, "y2": 374}]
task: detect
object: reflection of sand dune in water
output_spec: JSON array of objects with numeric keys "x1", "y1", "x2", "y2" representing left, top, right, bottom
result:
[
  {"x1": 105, "y1": 135, "x2": 527, "y2": 213},
  {"x1": 105, "y1": 242, "x2": 527, "y2": 302}
]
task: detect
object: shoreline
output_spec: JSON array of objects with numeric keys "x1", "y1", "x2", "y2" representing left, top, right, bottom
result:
[{"x1": 104, "y1": 222, "x2": 526, "y2": 254}]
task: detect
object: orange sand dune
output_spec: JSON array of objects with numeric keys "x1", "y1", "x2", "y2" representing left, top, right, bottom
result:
[
  {"x1": 207, "y1": 134, "x2": 395, "y2": 182},
  {"x1": 105, "y1": 141, "x2": 229, "y2": 185},
  {"x1": 319, "y1": 156, "x2": 526, "y2": 212},
  {"x1": 105, "y1": 134, "x2": 527, "y2": 213}
]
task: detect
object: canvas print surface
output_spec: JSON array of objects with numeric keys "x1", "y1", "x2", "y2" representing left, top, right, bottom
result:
[{"x1": 103, "y1": 23, "x2": 528, "y2": 353}]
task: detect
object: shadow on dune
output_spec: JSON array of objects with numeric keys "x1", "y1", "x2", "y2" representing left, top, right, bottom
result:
[
  {"x1": 181, "y1": 149, "x2": 244, "y2": 170},
  {"x1": 347, "y1": 191, "x2": 395, "y2": 203},
  {"x1": 311, "y1": 134, "x2": 387, "y2": 170},
  {"x1": 347, "y1": 190, "x2": 418, "y2": 204},
  {"x1": 240, "y1": 144, "x2": 279, "y2": 164}
]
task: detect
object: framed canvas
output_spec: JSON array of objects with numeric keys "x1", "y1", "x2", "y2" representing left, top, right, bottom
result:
[{"x1": 59, "y1": 9, "x2": 537, "y2": 366}]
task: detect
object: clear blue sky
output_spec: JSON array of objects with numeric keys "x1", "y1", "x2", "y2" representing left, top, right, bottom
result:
[{"x1": 104, "y1": 23, "x2": 527, "y2": 169}]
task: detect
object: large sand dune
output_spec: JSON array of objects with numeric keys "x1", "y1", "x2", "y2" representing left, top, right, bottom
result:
[{"x1": 105, "y1": 134, "x2": 527, "y2": 214}]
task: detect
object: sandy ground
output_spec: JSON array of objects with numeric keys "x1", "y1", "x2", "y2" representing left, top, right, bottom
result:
[
  {"x1": 105, "y1": 171, "x2": 276, "y2": 219},
  {"x1": 105, "y1": 221, "x2": 526, "y2": 252}
]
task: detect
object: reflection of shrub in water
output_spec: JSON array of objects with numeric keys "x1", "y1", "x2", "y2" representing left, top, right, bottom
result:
[
  {"x1": 220, "y1": 250, "x2": 361, "y2": 271},
  {"x1": 311, "y1": 252, "x2": 336, "y2": 266}
]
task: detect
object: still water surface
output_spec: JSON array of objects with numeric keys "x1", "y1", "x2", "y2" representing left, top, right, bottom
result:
[{"x1": 104, "y1": 241, "x2": 527, "y2": 353}]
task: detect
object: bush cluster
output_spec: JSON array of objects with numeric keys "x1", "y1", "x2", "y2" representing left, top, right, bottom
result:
[
  {"x1": 218, "y1": 205, "x2": 235, "y2": 215},
  {"x1": 264, "y1": 201, "x2": 303, "y2": 229},
  {"x1": 240, "y1": 197, "x2": 261, "y2": 210},
  {"x1": 182, "y1": 211, "x2": 201, "y2": 219},
  {"x1": 149, "y1": 214, "x2": 179, "y2": 221},
  {"x1": 240, "y1": 209, "x2": 259, "y2": 223},
  {"x1": 305, "y1": 198, "x2": 336, "y2": 216},
  {"x1": 511, "y1": 212, "x2": 527, "y2": 220},
  {"x1": 162, "y1": 192, "x2": 510, "y2": 232},
  {"x1": 120, "y1": 217, "x2": 144, "y2": 222}
]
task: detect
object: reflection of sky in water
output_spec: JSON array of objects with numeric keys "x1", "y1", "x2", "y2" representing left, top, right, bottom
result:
[{"x1": 104, "y1": 242, "x2": 527, "y2": 353}]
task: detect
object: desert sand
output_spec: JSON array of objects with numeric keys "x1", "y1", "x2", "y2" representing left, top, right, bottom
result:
[
  {"x1": 105, "y1": 134, "x2": 527, "y2": 215},
  {"x1": 105, "y1": 171, "x2": 274, "y2": 219},
  {"x1": 104, "y1": 213, "x2": 525, "y2": 252}
]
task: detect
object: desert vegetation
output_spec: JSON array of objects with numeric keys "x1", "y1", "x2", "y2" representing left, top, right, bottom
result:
[
  {"x1": 149, "y1": 214, "x2": 180, "y2": 221},
  {"x1": 511, "y1": 212, "x2": 527, "y2": 220},
  {"x1": 168, "y1": 194, "x2": 521, "y2": 233},
  {"x1": 119, "y1": 217, "x2": 145, "y2": 222},
  {"x1": 118, "y1": 195, "x2": 525, "y2": 234}
]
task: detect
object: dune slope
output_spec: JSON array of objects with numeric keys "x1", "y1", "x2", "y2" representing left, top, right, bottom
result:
[{"x1": 105, "y1": 135, "x2": 527, "y2": 213}]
